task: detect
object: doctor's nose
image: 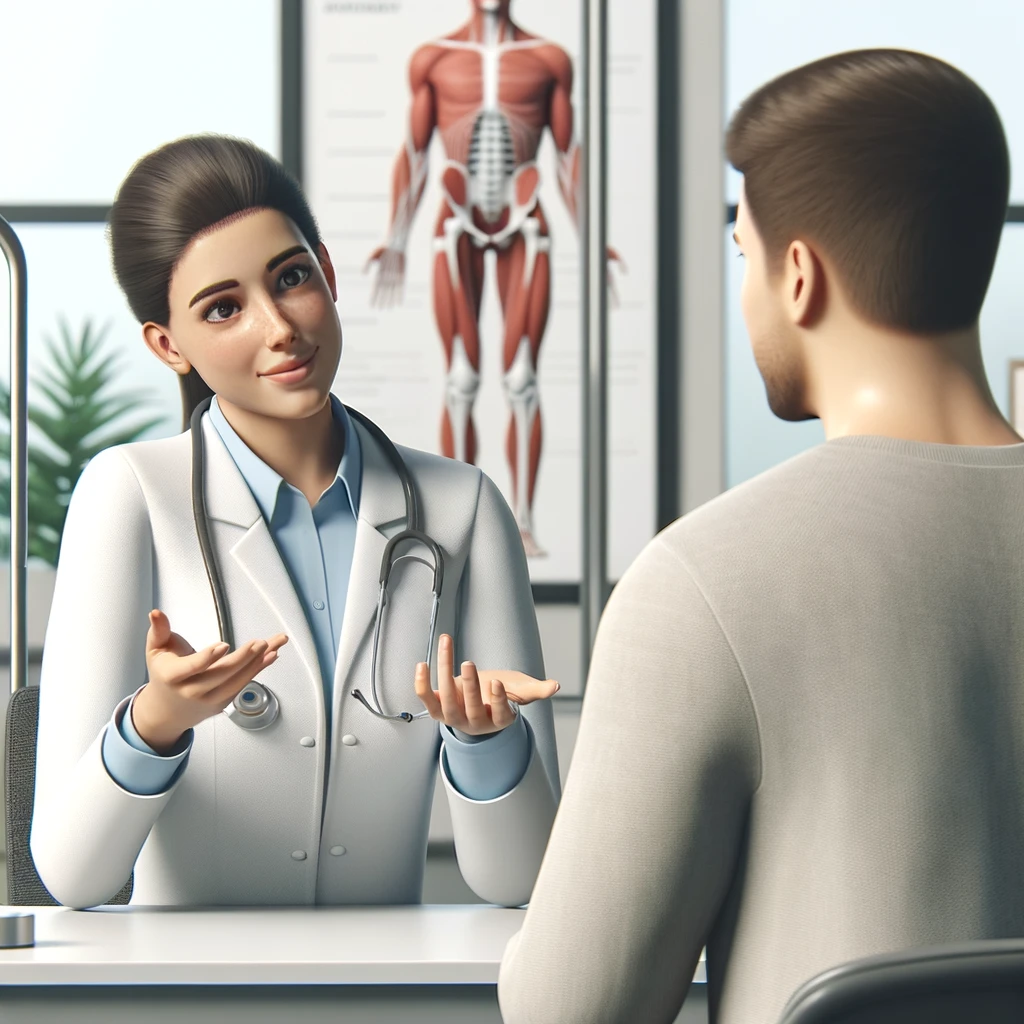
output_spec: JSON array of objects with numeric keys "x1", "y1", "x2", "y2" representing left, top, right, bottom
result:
[{"x1": 253, "y1": 293, "x2": 298, "y2": 349}]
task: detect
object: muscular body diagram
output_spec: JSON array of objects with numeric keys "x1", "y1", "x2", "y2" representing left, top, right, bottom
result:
[{"x1": 367, "y1": 2, "x2": 620, "y2": 559}]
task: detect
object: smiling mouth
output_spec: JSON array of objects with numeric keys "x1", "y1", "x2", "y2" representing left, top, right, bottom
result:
[{"x1": 260, "y1": 349, "x2": 317, "y2": 377}]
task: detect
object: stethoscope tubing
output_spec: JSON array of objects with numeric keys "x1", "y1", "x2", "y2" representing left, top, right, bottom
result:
[{"x1": 188, "y1": 396, "x2": 445, "y2": 727}]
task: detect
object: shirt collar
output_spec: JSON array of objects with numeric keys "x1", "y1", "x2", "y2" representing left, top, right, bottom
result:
[{"x1": 207, "y1": 393, "x2": 362, "y2": 523}]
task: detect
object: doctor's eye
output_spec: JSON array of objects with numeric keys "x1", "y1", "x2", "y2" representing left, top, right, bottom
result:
[
  {"x1": 203, "y1": 299, "x2": 240, "y2": 323},
  {"x1": 278, "y1": 263, "x2": 312, "y2": 290}
]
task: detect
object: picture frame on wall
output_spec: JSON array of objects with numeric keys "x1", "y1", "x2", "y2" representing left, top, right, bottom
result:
[{"x1": 300, "y1": 0, "x2": 659, "y2": 595}]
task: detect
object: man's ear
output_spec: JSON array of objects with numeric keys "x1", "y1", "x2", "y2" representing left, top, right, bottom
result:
[
  {"x1": 317, "y1": 243, "x2": 338, "y2": 302},
  {"x1": 784, "y1": 240, "x2": 826, "y2": 328},
  {"x1": 142, "y1": 322, "x2": 191, "y2": 375}
]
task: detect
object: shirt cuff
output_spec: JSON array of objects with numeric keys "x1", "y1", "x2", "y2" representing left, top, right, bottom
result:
[
  {"x1": 100, "y1": 690, "x2": 193, "y2": 796},
  {"x1": 441, "y1": 712, "x2": 531, "y2": 801}
]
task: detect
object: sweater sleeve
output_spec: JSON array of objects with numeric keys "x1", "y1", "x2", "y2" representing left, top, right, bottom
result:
[{"x1": 497, "y1": 535, "x2": 761, "y2": 1024}]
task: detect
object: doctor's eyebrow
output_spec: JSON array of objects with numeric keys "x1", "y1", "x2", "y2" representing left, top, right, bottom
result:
[
  {"x1": 188, "y1": 246, "x2": 312, "y2": 307},
  {"x1": 266, "y1": 244, "x2": 308, "y2": 272}
]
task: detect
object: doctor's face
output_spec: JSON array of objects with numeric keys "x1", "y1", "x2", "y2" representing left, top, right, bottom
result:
[{"x1": 148, "y1": 208, "x2": 343, "y2": 423}]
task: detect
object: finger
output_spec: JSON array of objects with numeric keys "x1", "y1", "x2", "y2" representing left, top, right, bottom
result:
[
  {"x1": 206, "y1": 640, "x2": 270, "y2": 683},
  {"x1": 207, "y1": 639, "x2": 270, "y2": 672},
  {"x1": 488, "y1": 679, "x2": 518, "y2": 729},
  {"x1": 205, "y1": 649, "x2": 282, "y2": 708},
  {"x1": 151, "y1": 637, "x2": 231, "y2": 687},
  {"x1": 196, "y1": 644, "x2": 277, "y2": 705},
  {"x1": 146, "y1": 609, "x2": 170, "y2": 651},
  {"x1": 414, "y1": 661, "x2": 444, "y2": 720},
  {"x1": 461, "y1": 661, "x2": 488, "y2": 729},
  {"x1": 437, "y1": 636, "x2": 466, "y2": 727},
  {"x1": 177, "y1": 640, "x2": 269, "y2": 694},
  {"x1": 437, "y1": 633, "x2": 455, "y2": 691},
  {"x1": 264, "y1": 633, "x2": 289, "y2": 653},
  {"x1": 505, "y1": 678, "x2": 560, "y2": 704},
  {"x1": 255, "y1": 646, "x2": 281, "y2": 671},
  {"x1": 165, "y1": 640, "x2": 231, "y2": 681}
]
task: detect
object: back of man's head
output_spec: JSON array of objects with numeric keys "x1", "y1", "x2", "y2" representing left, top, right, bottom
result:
[{"x1": 726, "y1": 49, "x2": 1009, "y2": 335}]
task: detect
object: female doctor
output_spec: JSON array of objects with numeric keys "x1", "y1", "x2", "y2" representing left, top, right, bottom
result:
[{"x1": 29, "y1": 134, "x2": 561, "y2": 910}]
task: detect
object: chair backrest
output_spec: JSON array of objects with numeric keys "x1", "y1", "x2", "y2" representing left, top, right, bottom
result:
[
  {"x1": 777, "y1": 940, "x2": 1024, "y2": 1024},
  {"x1": 4, "y1": 685, "x2": 132, "y2": 905}
]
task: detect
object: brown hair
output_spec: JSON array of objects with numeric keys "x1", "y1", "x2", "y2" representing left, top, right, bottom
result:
[
  {"x1": 107, "y1": 134, "x2": 323, "y2": 430},
  {"x1": 725, "y1": 49, "x2": 1009, "y2": 334}
]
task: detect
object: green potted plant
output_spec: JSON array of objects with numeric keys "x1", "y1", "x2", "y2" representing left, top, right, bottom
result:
[{"x1": 0, "y1": 317, "x2": 169, "y2": 567}]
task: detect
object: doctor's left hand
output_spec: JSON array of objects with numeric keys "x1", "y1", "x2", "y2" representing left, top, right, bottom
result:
[{"x1": 414, "y1": 633, "x2": 560, "y2": 736}]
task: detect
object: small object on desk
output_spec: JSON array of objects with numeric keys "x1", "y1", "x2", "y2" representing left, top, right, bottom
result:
[{"x1": 0, "y1": 911, "x2": 34, "y2": 949}]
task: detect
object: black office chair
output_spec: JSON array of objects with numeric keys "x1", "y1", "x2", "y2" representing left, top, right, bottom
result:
[
  {"x1": 777, "y1": 940, "x2": 1024, "y2": 1024},
  {"x1": 4, "y1": 684, "x2": 132, "y2": 905}
]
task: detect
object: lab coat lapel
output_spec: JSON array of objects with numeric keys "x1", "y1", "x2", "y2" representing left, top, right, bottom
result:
[
  {"x1": 198, "y1": 413, "x2": 321, "y2": 689},
  {"x1": 332, "y1": 415, "x2": 408, "y2": 702}
]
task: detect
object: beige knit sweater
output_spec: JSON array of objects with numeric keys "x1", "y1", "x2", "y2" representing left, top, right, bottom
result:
[{"x1": 499, "y1": 435, "x2": 1024, "y2": 1024}]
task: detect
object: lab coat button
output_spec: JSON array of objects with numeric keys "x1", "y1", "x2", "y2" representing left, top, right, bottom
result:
[
  {"x1": 313, "y1": 600, "x2": 325, "y2": 610},
  {"x1": 291, "y1": 850, "x2": 307, "y2": 861},
  {"x1": 341, "y1": 734, "x2": 358, "y2": 746},
  {"x1": 330, "y1": 846, "x2": 347, "y2": 856},
  {"x1": 299, "y1": 736, "x2": 315, "y2": 747}
]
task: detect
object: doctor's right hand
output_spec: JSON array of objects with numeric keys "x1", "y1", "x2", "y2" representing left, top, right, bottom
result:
[{"x1": 131, "y1": 609, "x2": 288, "y2": 754}]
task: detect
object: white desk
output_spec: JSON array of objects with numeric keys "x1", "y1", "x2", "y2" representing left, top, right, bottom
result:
[{"x1": 0, "y1": 905, "x2": 708, "y2": 1023}]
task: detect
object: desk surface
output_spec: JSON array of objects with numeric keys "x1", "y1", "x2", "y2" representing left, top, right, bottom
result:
[{"x1": 0, "y1": 906, "x2": 707, "y2": 987}]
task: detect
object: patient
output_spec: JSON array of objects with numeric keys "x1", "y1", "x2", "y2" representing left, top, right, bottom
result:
[{"x1": 498, "y1": 49, "x2": 1024, "y2": 1023}]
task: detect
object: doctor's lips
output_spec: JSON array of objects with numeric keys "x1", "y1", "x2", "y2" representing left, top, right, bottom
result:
[{"x1": 259, "y1": 348, "x2": 318, "y2": 383}]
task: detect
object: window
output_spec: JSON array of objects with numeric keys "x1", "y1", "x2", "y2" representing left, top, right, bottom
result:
[
  {"x1": 0, "y1": 1, "x2": 280, "y2": 204},
  {"x1": 0, "y1": 0, "x2": 280, "y2": 628},
  {"x1": 724, "y1": 0, "x2": 1024, "y2": 486},
  {"x1": 3, "y1": 223, "x2": 182, "y2": 446}
]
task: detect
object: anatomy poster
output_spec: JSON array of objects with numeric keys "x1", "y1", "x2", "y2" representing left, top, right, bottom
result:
[{"x1": 304, "y1": 0, "x2": 655, "y2": 584}]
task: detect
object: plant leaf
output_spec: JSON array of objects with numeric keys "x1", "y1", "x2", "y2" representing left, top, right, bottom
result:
[{"x1": 0, "y1": 317, "x2": 174, "y2": 566}]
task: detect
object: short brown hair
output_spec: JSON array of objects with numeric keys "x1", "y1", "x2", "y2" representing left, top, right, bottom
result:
[{"x1": 726, "y1": 49, "x2": 1009, "y2": 334}]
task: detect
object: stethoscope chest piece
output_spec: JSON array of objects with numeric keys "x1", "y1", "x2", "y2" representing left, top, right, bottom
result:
[
  {"x1": 222, "y1": 680, "x2": 280, "y2": 730},
  {"x1": 191, "y1": 396, "x2": 437, "y2": 732}
]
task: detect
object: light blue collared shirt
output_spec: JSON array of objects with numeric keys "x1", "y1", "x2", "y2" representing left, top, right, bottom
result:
[{"x1": 101, "y1": 394, "x2": 530, "y2": 802}]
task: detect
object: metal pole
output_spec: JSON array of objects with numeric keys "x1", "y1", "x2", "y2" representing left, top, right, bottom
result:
[
  {"x1": 0, "y1": 216, "x2": 27, "y2": 694},
  {"x1": 579, "y1": 0, "x2": 609, "y2": 685},
  {"x1": 680, "y1": 0, "x2": 725, "y2": 515}
]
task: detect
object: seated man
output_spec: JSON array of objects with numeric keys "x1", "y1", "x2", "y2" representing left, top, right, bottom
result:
[{"x1": 498, "y1": 48, "x2": 1024, "y2": 1024}]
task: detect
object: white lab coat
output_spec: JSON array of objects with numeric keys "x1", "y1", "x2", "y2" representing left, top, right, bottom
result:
[{"x1": 30, "y1": 409, "x2": 560, "y2": 909}]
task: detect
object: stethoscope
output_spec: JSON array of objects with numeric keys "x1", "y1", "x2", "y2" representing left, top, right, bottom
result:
[{"x1": 189, "y1": 395, "x2": 444, "y2": 730}]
